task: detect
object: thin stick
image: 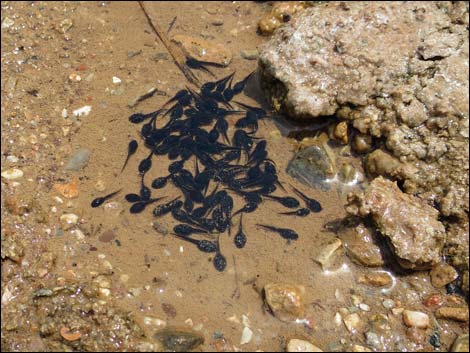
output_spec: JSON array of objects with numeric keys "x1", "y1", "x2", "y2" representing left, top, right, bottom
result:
[
  {"x1": 167, "y1": 16, "x2": 177, "y2": 34},
  {"x1": 138, "y1": 1, "x2": 199, "y2": 86}
]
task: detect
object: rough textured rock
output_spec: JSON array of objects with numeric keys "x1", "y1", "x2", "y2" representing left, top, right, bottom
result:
[
  {"x1": 263, "y1": 283, "x2": 305, "y2": 322},
  {"x1": 171, "y1": 35, "x2": 232, "y2": 66},
  {"x1": 259, "y1": 1, "x2": 469, "y2": 220},
  {"x1": 347, "y1": 177, "x2": 446, "y2": 269}
]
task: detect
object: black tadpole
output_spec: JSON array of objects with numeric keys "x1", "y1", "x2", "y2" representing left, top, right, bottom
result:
[
  {"x1": 257, "y1": 224, "x2": 299, "y2": 240},
  {"x1": 91, "y1": 189, "x2": 122, "y2": 208},
  {"x1": 290, "y1": 185, "x2": 322, "y2": 212},
  {"x1": 121, "y1": 140, "x2": 138, "y2": 173}
]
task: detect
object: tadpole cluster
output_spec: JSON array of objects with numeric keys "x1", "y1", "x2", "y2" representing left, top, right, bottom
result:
[{"x1": 91, "y1": 71, "x2": 322, "y2": 271}]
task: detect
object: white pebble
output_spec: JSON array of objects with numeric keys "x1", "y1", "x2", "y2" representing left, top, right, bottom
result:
[
  {"x1": 73, "y1": 105, "x2": 92, "y2": 117},
  {"x1": 60, "y1": 213, "x2": 79, "y2": 225},
  {"x1": 343, "y1": 313, "x2": 361, "y2": 333},
  {"x1": 112, "y1": 76, "x2": 122, "y2": 85},
  {"x1": 144, "y1": 316, "x2": 167, "y2": 328},
  {"x1": 382, "y1": 299, "x2": 395, "y2": 309},
  {"x1": 287, "y1": 338, "x2": 323, "y2": 352},
  {"x1": 1, "y1": 168, "x2": 23, "y2": 180},
  {"x1": 403, "y1": 310, "x2": 429, "y2": 328},
  {"x1": 6, "y1": 155, "x2": 19, "y2": 163},
  {"x1": 359, "y1": 303, "x2": 370, "y2": 312},
  {"x1": 240, "y1": 326, "x2": 253, "y2": 345},
  {"x1": 62, "y1": 108, "x2": 68, "y2": 118}
]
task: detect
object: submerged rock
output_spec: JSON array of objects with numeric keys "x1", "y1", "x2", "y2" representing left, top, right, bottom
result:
[
  {"x1": 172, "y1": 35, "x2": 232, "y2": 66},
  {"x1": 287, "y1": 145, "x2": 334, "y2": 191},
  {"x1": 347, "y1": 177, "x2": 445, "y2": 269},
  {"x1": 153, "y1": 328, "x2": 204, "y2": 352},
  {"x1": 341, "y1": 223, "x2": 384, "y2": 267},
  {"x1": 263, "y1": 283, "x2": 305, "y2": 322},
  {"x1": 64, "y1": 148, "x2": 91, "y2": 171}
]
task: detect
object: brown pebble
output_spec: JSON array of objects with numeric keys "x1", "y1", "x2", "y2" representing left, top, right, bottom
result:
[
  {"x1": 359, "y1": 272, "x2": 392, "y2": 287},
  {"x1": 60, "y1": 327, "x2": 82, "y2": 341},
  {"x1": 53, "y1": 178, "x2": 79, "y2": 199},
  {"x1": 435, "y1": 307, "x2": 469, "y2": 322},
  {"x1": 430, "y1": 263, "x2": 458, "y2": 288},
  {"x1": 422, "y1": 293, "x2": 444, "y2": 308},
  {"x1": 99, "y1": 230, "x2": 116, "y2": 243},
  {"x1": 162, "y1": 303, "x2": 177, "y2": 319}
]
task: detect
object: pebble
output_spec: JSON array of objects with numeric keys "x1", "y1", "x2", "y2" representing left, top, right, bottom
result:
[
  {"x1": 359, "y1": 303, "x2": 370, "y2": 312},
  {"x1": 112, "y1": 76, "x2": 122, "y2": 85},
  {"x1": 341, "y1": 224, "x2": 384, "y2": 267},
  {"x1": 64, "y1": 148, "x2": 91, "y2": 171},
  {"x1": 53, "y1": 178, "x2": 79, "y2": 199},
  {"x1": 171, "y1": 34, "x2": 232, "y2": 66},
  {"x1": 352, "y1": 345, "x2": 372, "y2": 352},
  {"x1": 402, "y1": 310, "x2": 429, "y2": 328},
  {"x1": 211, "y1": 19, "x2": 224, "y2": 26},
  {"x1": 430, "y1": 263, "x2": 459, "y2": 288},
  {"x1": 152, "y1": 221, "x2": 169, "y2": 235},
  {"x1": 153, "y1": 328, "x2": 204, "y2": 352},
  {"x1": 72, "y1": 105, "x2": 92, "y2": 117},
  {"x1": 263, "y1": 283, "x2": 305, "y2": 322},
  {"x1": 61, "y1": 109, "x2": 68, "y2": 118},
  {"x1": 451, "y1": 334, "x2": 469, "y2": 352},
  {"x1": 2, "y1": 17, "x2": 15, "y2": 29},
  {"x1": 60, "y1": 213, "x2": 79, "y2": 229},
  {"x1": 343, "y1": 313, "x2": 361, "y2": 333},
  {"x1": 314, "y1": 238, "x2": 342, "y2": 269},
  {"x1": 59, "y1": 18, "x2": 73, "y2": 33},
  {"x1": 144, "y1": 316, "x2": 167, "y2": 328},
  {"x1": 127, "y1": 50, "x2": 142, "y2": 58},
  {"x1": 365, "y1": 332, "x2": 381, "y2": 349},
  {"x1": 1, "y1": 168, "x2": 24, "y2": 180},
  {"x1": 240, "y1": 326, "x2": 253, "y2": 345},
  {"x1": 332, "y1": 121, "x2": 348, "y2": 144},
  {"x1": 287, "y1": 339, "x2": 323, "y2": 352},
  {"x1": 358, "y1": 272, "x2": 392, "y2": 287},
  {"x1": 240, "y1": 49, "x2": 259, "y2": 60},
  {"x1": 68, "y1": 73, "x2": 81, "y2": 82},
  {"x1": 382, "y1": 299, "x2": 395, "y2": 309},
  {"x1": 103, "y1": 201, "x2": 124, "y2": 216},
  {"x1": 6, "y1": 155, "x2": 19, "y2": 163},
  {"x1": 435, "y1": 306, "x2": 469, "y2": 322}
]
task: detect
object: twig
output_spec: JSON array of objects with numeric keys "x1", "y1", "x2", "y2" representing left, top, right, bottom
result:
[
  {"x1": 138, "y1": 1, "x2": 200, "y2": 86},
  {"x1": 167, "y1": 16, "x2": 177, "y2": 34}
]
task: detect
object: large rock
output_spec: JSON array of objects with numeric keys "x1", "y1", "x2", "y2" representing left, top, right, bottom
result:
[
  {"x1": 259, "y1": 2, "x2": 469, "y2": 220},
  {"x1": 347, "y1": 177, "x2": 446, "y2": 269}
]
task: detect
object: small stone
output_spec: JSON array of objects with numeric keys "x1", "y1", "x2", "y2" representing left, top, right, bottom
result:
[
  {"x1": 287, "y1": 339, "x2": 323, "y2": 352},
  {"x1": 365, "y1": 332, "x2": 381, "y2": 349},
  {"x1": 144, "y1": 316, "x2": 167, "y2": 328},
  {"x1": 68, "y1": 73, "x2": 81, "y2": 82},
  {"x1": 352, "y1": 134, "x2": 372, "y2": 153},
  {"x1": 240, "y1": 326, "x2": 253, "y2": 345},
  {"x1": 382, "y1": 299, "x2": 395, "y2": 309},
  {"x1": 240, "y1": 49, "x2": 259, "y2": 60},
  {"x1": 430, "y1": 263, "x2": 459, "y2": 288},
  {"x1": 103, "y1": 202, "x2": 124, "y2": 216},
  {"x1": 332, "y1": 121, "x2": 348, "y2": 144},
  {"x1": 451, "y1": 334, "x2": 469, "y2": 352},
  {"x1": 6, "y1": 155, "x2": 19, "y2": 163},
  {"x1": 151, "y1": 52, "x2": 170, "y2": 62},
  {"x1": 264, "y1": 283, "x2": 305, "y2": 322},
  {"x1": 127, "y1": 50, "x2": 142, "y2": 58},
  {"x1": 61, "y1": 109, "x2": 68, "y2": 118},
  {"x1": 314, "y1": 238, "x2": 342, "y2": 269},
  {"x1": 112, "y1": 76, "x2": 122, "y2": 85},
  {"x1": 359, "y1": 272, "x2": 392, "y2": 287},
  {"x1": 423, "y1": 293, "x2": 444, "y2": 308},
  {"x1": 172, "y1": 34, "x2": 232, "y2": 66},
  {"x1": 72, "y1": 105, "x2": 92, "y2": 117},
  {"x1": 435, "y1": 307, "x2": 469, "y2": 322},
  {"x1": 342, "y1": 224, "x2": 384, "y2": 267},
  {"x1": 53, "y1": 178, "x2": 79, "y2": 199},
  {"x1": 1, "y1": 168, "x2": 24, "y2": 180},
  {"x1": 162, "y1": 303, "x2": 177, "y2": 318},
  {"x1": 59, "y1": 19, "x2": 73, "y2": 33},
  {"x1": 99, "y1": 230, "x2": 116, "y2": 243},
  {"x1": 152, "y1": 221, "x2": 169, "y2": 235},
  {"x1": 343, "y1": 313, "x2": 361, "y2": 333},
  {"x1": 402, "y1": 310, "x2": 429, "y2": 328},
  {"x1": 2, "y1": 17, "x2": 15, "y2": 29},
  {"x1": 65, "y1": 148, "x2": 91, "y2": 171},
  {"x1": 60, "y1": 213, "x2": 79, "y2": 229},
  {"x1": 359, "y1": 303, "x2": 370, "y2": 312},
  {"x1": 153, "y1": 328, "x2": 204, "y2": 352},
  {"x1": 211, "y1": 19, "x2": 224, "y2": 26}
]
